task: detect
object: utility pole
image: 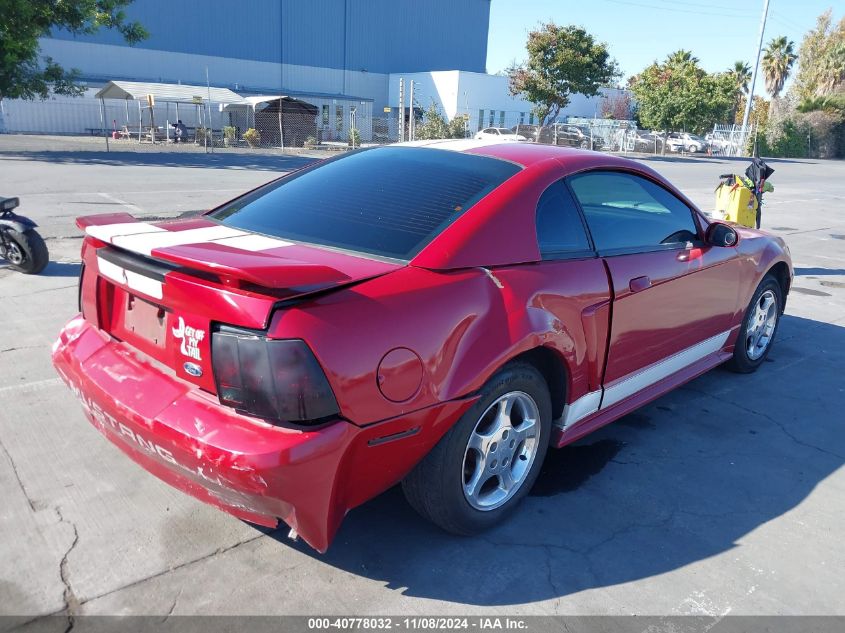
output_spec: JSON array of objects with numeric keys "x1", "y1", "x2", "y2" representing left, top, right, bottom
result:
[
  {"x1": 408, "y1": 80, "x2": 415, "y2": 142},
  {"x1": 740, "y1": 0, "x2": 770, "y2": 154},
  {"x1": 398, "y1": 77, "x2": 405, "y2": 143}
]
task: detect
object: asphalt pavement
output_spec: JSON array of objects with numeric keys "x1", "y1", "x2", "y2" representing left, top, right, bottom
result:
[{"x1": 0, "y1": 139, "x2": 843, "y2": 620}]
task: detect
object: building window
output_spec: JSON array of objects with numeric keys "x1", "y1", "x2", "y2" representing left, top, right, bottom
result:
[
  {"x1": 322, "y1": 105, "x2": 329, "y2": 126},
  {"x1": 478, "y1": 109, "x2": 484, "y2": 131},
  {"x1": 488, "y1": 110, "x2": 494, "y2": 127},
  {"x1": 519, "y1": 112, "x2": 525, "y2": 124},
  {"x1": 335, "y1": 105, "x2": 343, "y2": 133},
  {"x1": 529, "y1": 112, "x2": 535, "y2": 125},
  {"x1": 499, "y1": 111, "x2": 505, "y2": 127}
]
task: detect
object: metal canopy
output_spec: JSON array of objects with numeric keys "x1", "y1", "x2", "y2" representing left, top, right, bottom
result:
[
  {"x1": 221, "y1": 96, "x2": 317, "y2": 112},
  {"x1": 94, "y1": 80, "x2": 243, "y2": 104}
]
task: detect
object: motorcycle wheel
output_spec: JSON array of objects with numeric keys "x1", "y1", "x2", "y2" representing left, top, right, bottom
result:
[{"x1": 4, "y1": 229, "x2": 49, "y2": 274}]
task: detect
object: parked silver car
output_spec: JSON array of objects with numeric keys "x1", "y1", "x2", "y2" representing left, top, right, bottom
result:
[{"x1": 666, "y1": 132, "x2": 709, "y2": 153}]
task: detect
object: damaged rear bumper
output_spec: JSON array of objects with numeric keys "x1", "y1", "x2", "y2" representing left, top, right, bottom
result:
[{"x1": 52, "y1": 315, "x2": 475, "y2": 552}]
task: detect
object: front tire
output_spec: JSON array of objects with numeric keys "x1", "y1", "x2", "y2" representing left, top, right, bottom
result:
[
  {"x1": 4, "y1": 229, "x2": 49, "y2": 274},
  {"x1": 402, "y1": 362, "x2": 552, "y2": 535},
  {"x1": 727, "y1": 275, "x2": 782, "y2": 373}
]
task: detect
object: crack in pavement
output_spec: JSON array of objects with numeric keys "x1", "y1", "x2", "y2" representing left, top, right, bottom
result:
[
  {"x1": 680, "y1": 386, "x2": 843, "y2": 460},
  {"x1": 161, "y1": 587, "x2": 183, "y2": 622},
  {"x1": 55, "y1": 506, "x2": 80, "y2": 633},
  {"x1": 1, "y1": 345, "x2": 46, "y2": 353},
  {"x1": 27, "y1": 528, "x2": 282, "y2": 620},
  {"x1": 5, "y1": 284, "x2": 77, "y2": 299},
  {"x1": 0, "y1": 435, "x2": 36, "y2": 512}
]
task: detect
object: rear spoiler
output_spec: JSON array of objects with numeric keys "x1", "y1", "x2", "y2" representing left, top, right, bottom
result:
[
  {"x1": 76, "y1": 213, "x2": 138, "y2": 230},
  {"x1": 153, "y1": 243, "x2": 351, "y2": 289},
  {"x1": 77, "y1": 213, "x2": 352, "y2": 292}
]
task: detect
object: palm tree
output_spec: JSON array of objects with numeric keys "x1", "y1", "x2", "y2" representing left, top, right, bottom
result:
[
  {"x1": 728, "y1": 61, "x2": 752, "y2": 122},
  {"x1": 761, "y1": 36, "x2": 797, "y2": 99},
  {"x1": 667, "y1": 50, "x2": 699, "y2": 66},
  {"x1": 729, "y1": 61, "x2": 752, "y2": 95}
]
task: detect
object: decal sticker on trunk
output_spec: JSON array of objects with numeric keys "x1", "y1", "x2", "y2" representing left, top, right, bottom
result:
[{"x1": 172, "y1": 316, "x2": 205, "y2": 360}]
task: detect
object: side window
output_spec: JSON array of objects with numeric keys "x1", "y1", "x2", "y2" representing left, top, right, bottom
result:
[
  {"x1": 568, "y1": 171, "x2": 699, "y2": 253},
  {"x1": 535, "y1": 180, "x2": 592, "y2": 257}
]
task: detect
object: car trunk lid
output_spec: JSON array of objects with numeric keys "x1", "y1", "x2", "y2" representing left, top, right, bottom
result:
[{"x1": 79, "y1": 215, "x2": 401, "y2": 392}]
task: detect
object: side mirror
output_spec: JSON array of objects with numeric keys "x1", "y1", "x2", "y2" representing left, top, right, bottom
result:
[{"x1": 706, "y1": 222, "x2": 738, "y2": 247}]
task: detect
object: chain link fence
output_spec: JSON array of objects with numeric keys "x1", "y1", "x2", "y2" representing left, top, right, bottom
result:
[
  {"x1": 0, "y1": 94, "x2": 752, "y2": 158},
  {"x1": 0, "y1": 93, "x2": 402, "y2": 154}
]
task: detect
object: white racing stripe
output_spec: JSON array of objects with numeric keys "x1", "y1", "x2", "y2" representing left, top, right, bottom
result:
[
  {"x1": 213, "y1": 234, "x2": 293, "y2": 251},
  {"x1": 602, "y1": 330, "x2": 731, "y2": 409},
  {"x1": 559, "y1": 389, "x2": 602, "y2": 429},
  {"x1": 87, "y1": 221, "x2": 295, "y2": 259},
  {"x1": 111, "y1": 226, "x2": 246, "y2": 256},
  {"x1": 96, "y1": 255, "x2": 163, "y2": 299},
  {"x1": 558, "y1": 329, "x2": 732, "y2": 431},
  {"x1": 96, "y1": 256, "x2": 126, "y2": 284},
  {"x1": 86, "y1": 222, "x2": 167, "y2": 242}
]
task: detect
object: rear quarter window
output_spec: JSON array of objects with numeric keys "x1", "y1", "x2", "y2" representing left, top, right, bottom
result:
[{"x1": 211, "y1": 147, "x2": 520, "y2": 260}]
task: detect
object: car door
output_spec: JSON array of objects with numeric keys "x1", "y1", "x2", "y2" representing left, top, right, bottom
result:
[
  {"x1": 567, "y1": 170, "x2": 743, "y2": 410},
  {"x1": 532, "y1": 179, "x2": 611, "y2": 426}
]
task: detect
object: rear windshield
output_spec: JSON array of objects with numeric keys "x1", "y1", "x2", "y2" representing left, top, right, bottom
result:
[{"x1": 211, "y1": 146, "x2": 520, "y2": 260}]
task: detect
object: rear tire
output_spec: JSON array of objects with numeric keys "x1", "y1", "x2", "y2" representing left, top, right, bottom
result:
[
  {"x1": 402, "y1": 362, "x2": 552, "y2": 535},
  {"x1": 4, "y1": 229, "x2": 48, "y2": 274},
  {"x1": 727, "y1": 275, "x2": 782, "y2": 373}
]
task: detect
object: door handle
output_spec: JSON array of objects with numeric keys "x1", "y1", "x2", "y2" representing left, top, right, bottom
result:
[{"x1": 629, "y1": 276, "x2": 651, "y2": 293}]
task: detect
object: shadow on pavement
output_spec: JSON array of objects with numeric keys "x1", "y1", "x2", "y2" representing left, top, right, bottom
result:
[
  {"x1": 39, "y1": 261, "x2": 82, "y2": 277},
  {"x1": 0, "y1": 150, "x2": 318, "y2": 172},
  {"x1": 795, "y1": 267, "x2": 845, "y2": 277},
  {"x1": 269, "y1": 314, "x2": 843, "y2": 606},
  {"x1": 633, "y1": 154, "x2": 816, "y2": 166}
]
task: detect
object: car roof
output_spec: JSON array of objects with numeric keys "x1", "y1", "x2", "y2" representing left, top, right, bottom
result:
[
  {"x1": 394, "y1": 139, "x2": 642, "y2": 171},
  {"x1": 396, "y1": 140, "x2": 691, "y2": 271}
]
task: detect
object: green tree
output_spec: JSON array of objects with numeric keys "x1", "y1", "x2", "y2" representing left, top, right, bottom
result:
[
  {"x1": 447, "y1": 113, "x2": 470, "y2": 139},
  {"x1": 667, "y1": 50, "x2": 700, "y2": 66},
  {"x1": 415, "y1": 100, "x2": 450, "y2": 140},
  {"x1": 508, "y1": 22, "x2": 619, "y2": 124},
  {"x1": 729, "y1": 60, "x2": 752, "y2": 96},
  {"x1": 629, "y1": 51, "x2": 736, "y2": 151},
  {"x1": 728, "y1": 60, "x2": 752, "y2": 121},
  {"x1": 735, "y1": 95, "x2": 770, "y2": 130},
  {"x1": 794, "y1": 10, "x2": 845, "y2": 100},
  {"x1": 761, "y1": 36, "x2": 798, "y2": 99},
  {"x1": 0, "y1": 0, "x2": 148, "y2": 101}
]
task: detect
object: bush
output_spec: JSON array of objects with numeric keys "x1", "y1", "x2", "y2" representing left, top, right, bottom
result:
[
  {"x1": 759, "y1": 117, "x2": 809, "y2": 158},
  {"x1": 194, "y1": 126, "x2": 210, "y2": 144},
  {"x1": 797, "y1": 110, "x2": 844, "y2": 158},
  {"x1": 223, "y1": 126, "x2": 237, "y2": 142},
  {"x1": 448, "y1": 114, "x2": 470, "y2": 138},
  {"x1": 348, "y1": 128, "x2": 361, "y2": 147},
  {"x1": 305, "y1": 135, "x2": 318, "y2": 148},
  {"x1": 243, "y1": 128, "x2": 261, "y2": 148},
  {"x1": 416, "y1": 100, "x2": 449, "y2": 140}
]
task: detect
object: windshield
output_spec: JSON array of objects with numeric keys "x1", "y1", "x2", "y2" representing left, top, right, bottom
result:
[{"x1": 211, "y1": 147, "x2": 520, "y2": 260}]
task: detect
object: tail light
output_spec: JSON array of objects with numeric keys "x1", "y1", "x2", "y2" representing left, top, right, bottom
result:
[{"x1": 212, "y1": 330, "x2": 339, "y2": 424}]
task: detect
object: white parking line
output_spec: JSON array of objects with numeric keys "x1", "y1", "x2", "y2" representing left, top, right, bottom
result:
[
  {"x1": 98, "y1": 192, "x2": 144, "y2": 214},
  {"x1": 0, "y1": 377, "x2": 62, "y2": 394}
]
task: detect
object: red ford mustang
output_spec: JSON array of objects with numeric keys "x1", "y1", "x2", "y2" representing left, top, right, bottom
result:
[{"x1": 53, "y1": 140, "x2": 792, "y2": 551}]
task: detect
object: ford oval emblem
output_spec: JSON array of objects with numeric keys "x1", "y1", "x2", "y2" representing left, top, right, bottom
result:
[{"x1": 183, "y1": 362, "x2": 203, "y2": 377}]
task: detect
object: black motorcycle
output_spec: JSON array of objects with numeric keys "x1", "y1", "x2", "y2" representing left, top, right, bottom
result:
[{"x1": 0, "y1": 197, "x2": 49, "y2": 274}]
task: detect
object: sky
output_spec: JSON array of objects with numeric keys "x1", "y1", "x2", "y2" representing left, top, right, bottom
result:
[{"x1": 485, "y1": 0, "x2": 839, "y2": 96}]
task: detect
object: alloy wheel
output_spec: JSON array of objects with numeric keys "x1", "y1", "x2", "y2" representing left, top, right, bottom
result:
[
  {"x1": 462, "y1": 391, "x2": 540, "y2": 511},
  {"x1": 5, "y1": 241, "x2": 24, "y2": 265},
  {"x1": 746, "y1": 289, "x2": 778, "y2": 360}
]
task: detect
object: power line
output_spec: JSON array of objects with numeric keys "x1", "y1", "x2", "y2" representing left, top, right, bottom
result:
[{"x1": 598, "y1": 0, "x2": 757, "y2": 19}]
